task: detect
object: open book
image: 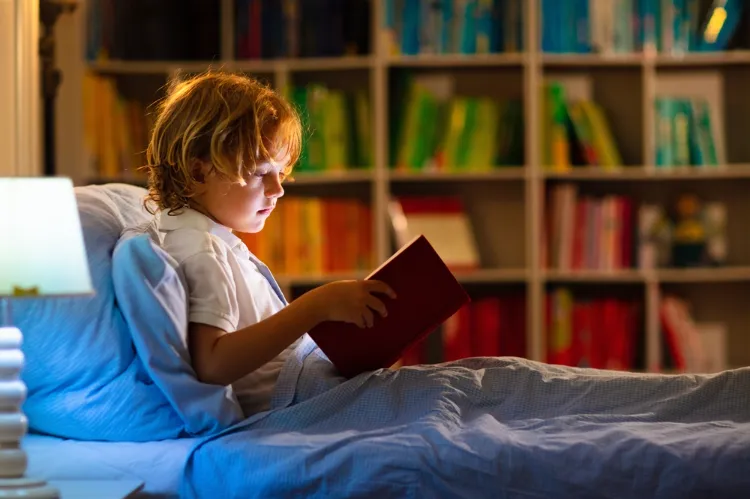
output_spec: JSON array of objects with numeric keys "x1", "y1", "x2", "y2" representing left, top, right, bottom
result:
[{"x1": 308, "y1": 235, "x2": 471, "y2": 378}]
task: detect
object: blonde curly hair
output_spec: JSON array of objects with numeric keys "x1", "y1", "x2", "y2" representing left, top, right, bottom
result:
[{"x1": 142, "y1": 71, "x2": 302, "y2": 214}]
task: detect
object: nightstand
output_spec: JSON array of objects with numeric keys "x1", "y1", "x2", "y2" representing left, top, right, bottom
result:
[{"x1": 46, "y1": 480, "x2": 144, "y2": 499}]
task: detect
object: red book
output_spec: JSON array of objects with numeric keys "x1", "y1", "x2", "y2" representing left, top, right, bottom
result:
[{"x1": 308, "y1": 235, "x2": 471, "y2": 378}]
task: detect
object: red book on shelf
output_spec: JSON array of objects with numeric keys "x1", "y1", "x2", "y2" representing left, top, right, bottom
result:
[{"x1": 308, "y1": 234, "x2": 471, "y2": 378}]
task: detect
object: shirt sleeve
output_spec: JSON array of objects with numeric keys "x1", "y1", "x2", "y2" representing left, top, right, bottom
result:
[{"x1": 181, "y1": 251, "x2": 239, "y2": 333}]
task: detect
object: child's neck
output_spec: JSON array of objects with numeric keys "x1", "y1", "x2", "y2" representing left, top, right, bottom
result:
[{"x1": 187, "y1": 200, "x2": 224, "y2": 228}]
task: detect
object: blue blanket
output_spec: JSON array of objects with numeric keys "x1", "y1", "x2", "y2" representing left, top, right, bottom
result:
[{"x1": 182, "y1": 335, "x2": 750, "y2": 498}]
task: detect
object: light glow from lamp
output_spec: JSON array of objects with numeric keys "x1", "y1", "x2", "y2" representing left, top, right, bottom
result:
[
  {"x1": 0, "y1": 176, "x2": 93, "y2": 499},
  {"x1": 0, "y1": 177, "x2": 93, "y2": 297}
]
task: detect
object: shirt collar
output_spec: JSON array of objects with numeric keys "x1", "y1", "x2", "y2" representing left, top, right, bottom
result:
[{"x1": 158, "y1": 207, "x2": 246, "y2": 251}]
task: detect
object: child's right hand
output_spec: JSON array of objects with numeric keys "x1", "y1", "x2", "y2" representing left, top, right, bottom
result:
[{"x1": 309, "y1": 280, "x2": 397, "y2": 328}]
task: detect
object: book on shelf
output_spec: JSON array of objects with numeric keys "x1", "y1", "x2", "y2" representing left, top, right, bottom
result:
[
  {"x1": 391, "y1": 72, "x2": 524, "y2": 172},
  {"x1": 85, "y1": 0, "x2": 222, "y2": 61},
  {"x1": 382, "y1": 0, "x2": 524, "y2": 56},
  {"x1": 544, "y1": 184, "x2": 635, "y2": 272},
  {"x1": 308, "y1": 234, "x2": 471, "y2": 378},
  {"x1": 660, "y1": 294, "x2": 726, "y2": 373},
  {"x1": 655, "y1": 96, "x2": 719, "y2": 169},
  {"x1": 82, "y1": 72, "x2": 153, "y2": 181},
  {"x1": 544, "y1": 184, "x2": 728, "y2": 272},
  {"x1": 545, "y1": 287, "x2": 643, "y2": 371},
  {"x1": 85, "y1": 0, "x2": 371, "y2": 62},
  {"x1": 541, "y1": 0, "x2": 747, "y2": 54},
  {"x1": 235, "y1": 0, "x2": 371, "y2": 59},
  {"x1": 236, "y1": 196, "x2": 373, "y2": 275},
  {"x1": 540, "y1": 81, "x2": 623, "y2": 173},
  {"x1": 400, "y1": 293, "x2": 527, "y2": 366},
  {"x1": 389, "y1": 195, "x2": 480, "y2": 272},
  {"x1": 287, "y1": 83, "x2": 372, "y2": 173}
]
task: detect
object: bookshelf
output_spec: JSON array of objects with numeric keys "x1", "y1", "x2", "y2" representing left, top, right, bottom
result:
[{"x1": 59, "y1": 0, "x2": 750, "y2": 372}]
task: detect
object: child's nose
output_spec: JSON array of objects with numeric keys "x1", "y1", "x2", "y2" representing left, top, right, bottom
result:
[{"x1": 264, "y1": 173, "x2": 284, "y2": 198}]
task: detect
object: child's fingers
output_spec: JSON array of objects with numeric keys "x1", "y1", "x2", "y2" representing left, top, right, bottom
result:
[
  {"x1": 365, "y1": 280, "x2": 396, "y2": 299},
  {"x1": 354, "y1": 313, "x2": 366, "y2": 328},
  {"x1": 362, "y1": 308, "x2": 375, "y2": 328},
  {"x1": 366, "y1": 295, "x2": 388, "y2": 318}
]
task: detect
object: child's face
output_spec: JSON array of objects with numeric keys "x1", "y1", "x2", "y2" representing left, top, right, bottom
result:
[{"x1": 197, "y1": 159, "x2": 286, "y2": 233}]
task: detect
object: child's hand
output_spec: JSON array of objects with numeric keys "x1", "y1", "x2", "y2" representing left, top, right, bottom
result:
[{"x1": 311, "y1": 280, "x2": 397, "y2": 328}]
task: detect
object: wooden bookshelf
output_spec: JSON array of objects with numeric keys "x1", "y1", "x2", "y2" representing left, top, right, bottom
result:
[{"x1": 56, "y1": 0, "x2": 750, "y2": 371}]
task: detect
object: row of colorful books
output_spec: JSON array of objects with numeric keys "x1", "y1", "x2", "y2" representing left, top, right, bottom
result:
[
  {"x1": 83, "y1": 72, "x2": 151, "y2": 180},
  {"x1": 542, "y1": 0, "x2": 747, "y2": 55},
  {"x1": 382, "y1": 0, "x2": 524, "y2": 56},
  {"x1": 660, "y1": 294, "x2": 726, "y2": 373},
  {"x1": 85, "y1": 0, "x2": 222, "y2": 61},
  {"x1": 549, "y1": 288, "x2": 728, "y2": 373},
  {"x1": 399, "y1": 288, "x2": 727, "y2": 373},
  {"x1": 546, "y1": 288, "x2": 642, "y2": 371},
  {"x1": 544, "y1": 183, "x2": 729, "y2": 272},
  {"x1": 235, "y1": 0, "x2": 370, "y2": 59},
  {"x1": 544, "y1": 184, "x2": 635, "y2": 271},
  {"x1": 400, "y1": 293, "x2": 527, "y2": 365},
  {"x1": 80, "y1": 74, "x2": 723, "y2": 179},
  {"x1": 237, "y1": 197, "x2": 373, "y2": 275},
  {"x1": 655, "y1": 96, "x2": 719, "y2": 168},
  {"x1": 391, "y1": 74, "x2": 524, "y2": 171},
  {"x1": 541, "y1": 81, "x2": 623, "y2": 172},
  {"x1": 84, "y1": 0, "x2": 371, "y2": 62},
  {"x1": 288, "y1": 84, "x2": 373, "y2": 172}
]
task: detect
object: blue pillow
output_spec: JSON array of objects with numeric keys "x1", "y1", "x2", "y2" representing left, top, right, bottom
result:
[
  {"x1": 111, "y1": 226, "x2": 243, "y2": 434},
  {"x1": 17, "y1": 183, "x2": 241, "y2": 441},
  {"x1": 17, "y1": 184, "x2": 184, "y2": 440}
]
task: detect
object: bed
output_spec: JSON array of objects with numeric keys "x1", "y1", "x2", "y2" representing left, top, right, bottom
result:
[
  {"x1": 23, "y1": 434, "x2": 196, "y2": 498},
  {"x1": 16, "y1": 183, "x2": 750, "y2": 498}
]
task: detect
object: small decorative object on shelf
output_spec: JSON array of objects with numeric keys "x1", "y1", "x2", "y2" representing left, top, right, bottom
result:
[{"x1": 671, "y1": 193, "x2": 707, "y2": 268}]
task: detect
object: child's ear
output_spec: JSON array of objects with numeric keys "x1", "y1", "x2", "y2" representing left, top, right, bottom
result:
[{"x1": 191, "y1": 159, "x2": 211, "y2": 184}]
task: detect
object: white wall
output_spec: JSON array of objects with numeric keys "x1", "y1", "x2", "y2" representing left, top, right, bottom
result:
[
  {"x1": 0, "y1": 0, "x2": 41, "y2": 177},
  {"x1": 0, "y1": 0, "x2": 18, "y2": 176}
]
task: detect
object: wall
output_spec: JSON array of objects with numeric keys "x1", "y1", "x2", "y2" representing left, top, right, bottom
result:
[
  {"x1": 0, "y1": 0, "x2": 41, "y2": 177},
  {"x1": 0, "y1": 0, "x2": 18, "y2": 175}
]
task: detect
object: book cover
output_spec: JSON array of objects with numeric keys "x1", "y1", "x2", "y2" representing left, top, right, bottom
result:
[{"x1": 308, "y1": 234, "x2": 471, "y2": 378}]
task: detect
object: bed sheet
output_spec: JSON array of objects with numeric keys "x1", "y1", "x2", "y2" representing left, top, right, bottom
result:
[
  {"x1": 23, "y1": 434, "x2": 199, "y2": 498},
  {"x1": 182, "y1": 335, "x2": 750, "y2": 499}
]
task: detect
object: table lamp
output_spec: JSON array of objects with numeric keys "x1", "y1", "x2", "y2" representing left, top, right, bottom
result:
[{"x1": 0, "y1": 177, "x2": 93, "y2": 499}]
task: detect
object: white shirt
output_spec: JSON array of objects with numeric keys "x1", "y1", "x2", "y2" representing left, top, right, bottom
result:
[{"x1": 157, "y1": 207, "x2": 295, "y2": 416}]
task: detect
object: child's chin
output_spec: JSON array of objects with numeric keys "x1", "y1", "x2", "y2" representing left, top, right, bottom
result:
[{"x1": 241, "y1": 220, "x2": 265, "y2": 234}]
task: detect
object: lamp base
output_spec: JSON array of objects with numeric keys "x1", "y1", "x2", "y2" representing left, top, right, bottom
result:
[
  {"x1": 0, "y1": 324, "x2": 59, "y2": 499},
  {"x1": 0, "y1": 478, "x2": 59, "y2": 498}
]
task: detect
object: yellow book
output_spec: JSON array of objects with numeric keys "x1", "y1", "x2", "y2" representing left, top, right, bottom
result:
[
  {"x1": 547, "y1": 82, "x2": 570, "y2": 172},
  {"x1": 580, "y1": 101, "x2": 623, "y2": 168}
]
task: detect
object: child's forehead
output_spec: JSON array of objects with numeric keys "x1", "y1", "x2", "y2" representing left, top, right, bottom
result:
[{"x1": 250, "y1": 152, "x2": 291, "y2": 171}]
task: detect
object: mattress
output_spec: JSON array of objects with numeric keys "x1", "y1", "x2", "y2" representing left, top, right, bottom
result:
[{"x1": 22, "y1": 433, "x2": 199, "y2": 498}]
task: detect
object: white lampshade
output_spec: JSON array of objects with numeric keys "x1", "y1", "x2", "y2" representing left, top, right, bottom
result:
[{"x1": 0, "y1": 177, "x2": 93, "y2": 298}]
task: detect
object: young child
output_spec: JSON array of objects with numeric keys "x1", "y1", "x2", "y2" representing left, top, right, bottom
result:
[{"x1": 142, "y1": 71, "x2": 395, "y2": 416}]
